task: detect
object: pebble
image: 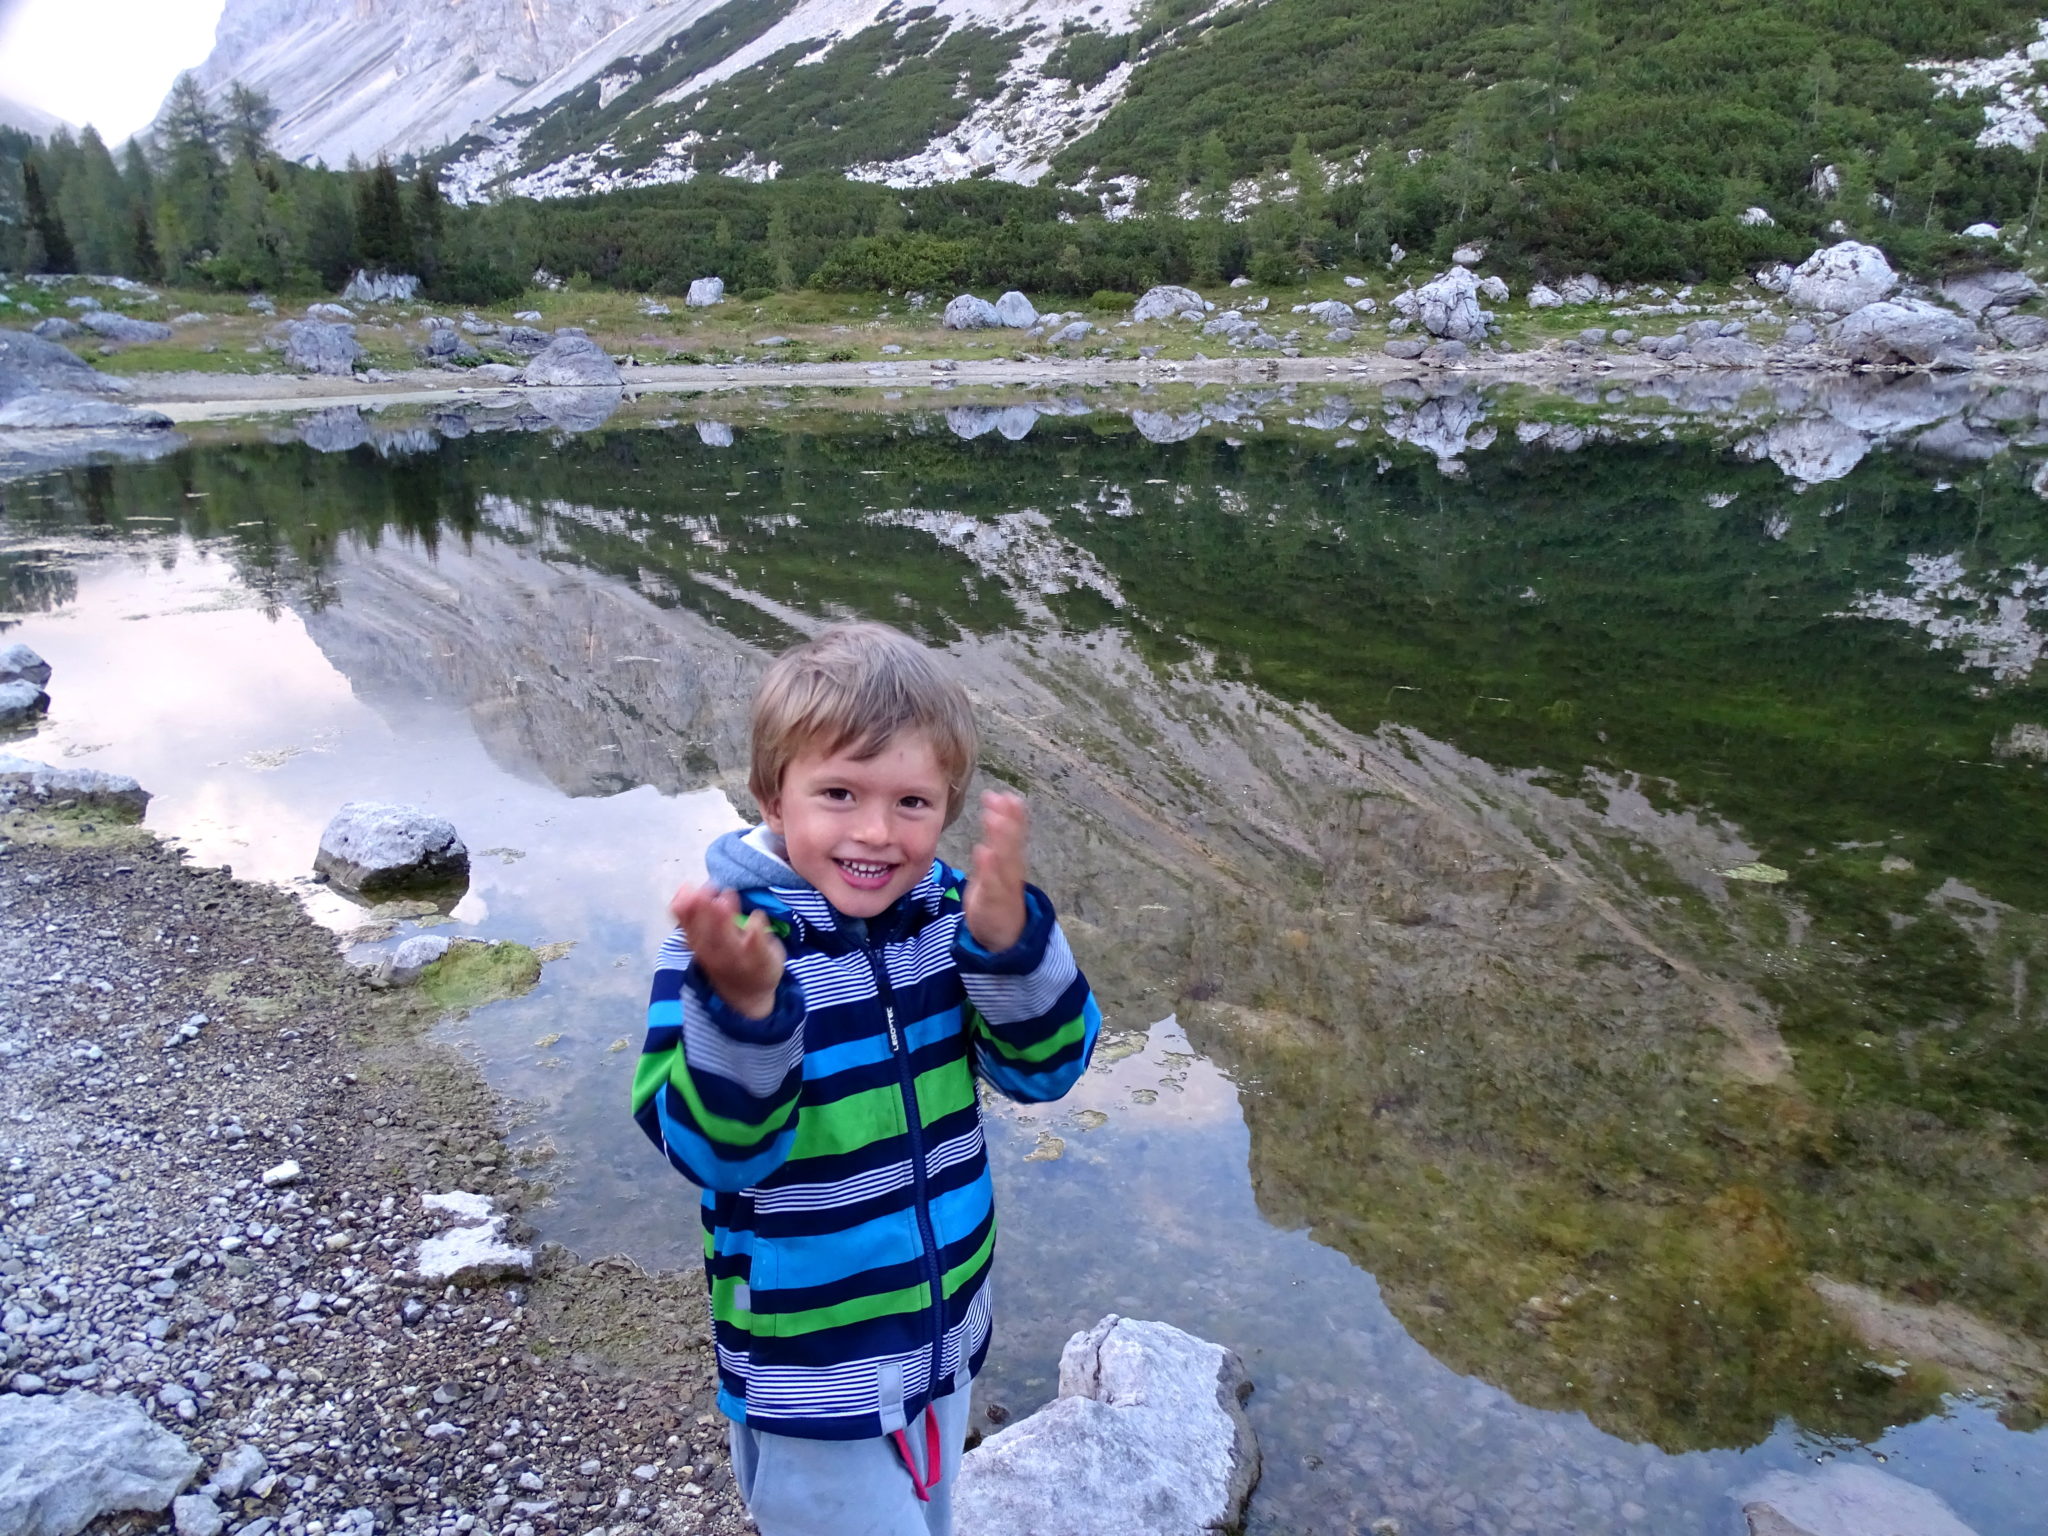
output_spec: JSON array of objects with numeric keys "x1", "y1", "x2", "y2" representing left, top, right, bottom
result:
[{"x1": 261, "y1": 1160, "x2": 303, "y2": 1188}]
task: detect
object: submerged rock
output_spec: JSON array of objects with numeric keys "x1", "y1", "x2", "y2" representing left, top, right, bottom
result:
[
  {"x1": 0, "y1": 682, "x2": 50, "y2": 727},
  {"x1": 954, "y1": 1315, "x2": 1259, "y2": 1536},
  {"x1": 314, "y1": 801, "x2": 469, "y2": 896},
  {"x1": 0, "y1": 1388, "x2": 201, "y2": 1536},
  {"x1": 1738, "y1": 1463, "x2": 1980, "y2": 1536}
]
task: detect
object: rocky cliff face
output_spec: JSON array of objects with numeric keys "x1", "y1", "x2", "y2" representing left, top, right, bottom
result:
[{"x1": 184, "y1": 0, "x2": 679, "y2": 165}]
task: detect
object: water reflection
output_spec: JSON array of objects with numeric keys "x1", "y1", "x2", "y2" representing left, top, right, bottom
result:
[{"x1": 2, "y1": 393, "x2": 2045, "y2": 1534}]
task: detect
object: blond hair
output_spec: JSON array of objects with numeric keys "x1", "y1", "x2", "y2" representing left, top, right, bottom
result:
[{"x1": 749, "y1": 624, "x2": 978, "y2": 825}]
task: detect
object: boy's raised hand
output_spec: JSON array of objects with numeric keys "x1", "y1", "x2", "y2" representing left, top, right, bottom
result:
[
  {"x1": 965, "y1": 790, "x2": 1030, "y2": 953},
  {"x1": 670, "y1": 884, "x2": 786, "y2": 1021}
]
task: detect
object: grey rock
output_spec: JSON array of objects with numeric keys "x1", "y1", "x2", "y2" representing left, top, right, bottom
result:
[
  {"x1": 313, "y1": 800, "x2": 469, "y2": 896},
  {"x1": 1579, "y1": 327, "x2": 1609, "y2": 344},
  {"x1": 0, "y1": 753, "x2": 149, "y2": 817},
  {"x1": 1938, "y1": 269, "x2": 2042, "y2": 318},
  {"x1": 696, "y1": 421, "x2": 734, "y2": 447},
  {"x1": 1476, "y1": 275, "x2": 1510, "y2": 302},
  {"x1": 1423, "y1": 340, "x2": 1470, "y2": 365},
  {"x1": 0, "y1": 395, "x2": 171, "y2": 430},
  {"x1": 299, "y1": 408, "x2": 371, "y2": 455},
  {"x1": 994, "y1": 291, "x2": 1036, "y2": 328},
  {"x1": 0, "y1": 643, "x2": 50, "y2": 687},
  {"x1": 497, "y1": 326, "x2": 552, "y2": 357},
  {"x1": 954, "y1": 1316, "x2": 1258, "y2": 1536},
  {"x1": 0, "y1": 682, "x2": 47, "y2": 726},
  {"x1": 174, "y1": 1494, "x2": 226, "y2": 1536},
  {"x1": 1382, "y1": 339, "x2": 1427, "y2": 360},
  {"x1": 375, "y1": 934, "x2": 452, "y2": 989},
  {"x1": 208, "y1": 1446, "x2": 268, "y2": 1500},
  {"x1": 1558, "y1": 274, "x2": 1613, "y2": 305},
  {"x1": 1610, "y1": 328, "x2": 1634, "y2": 345},
  {"x1": 30, "y1": 319, "x2": 79, "y2": 341},
  {"x1": 1992, "y1": 314, "x2": 2048, "y2": 350},
  {"x1": 1766, "y1": 417, "x2": 1870, "y2": 485},
  {"x1": 340, "y1": 271, "x2": 420, "y2": 303},
  {"x1": 1831, "y1": 299, "x2": 1980, "y2": 369},
  {"x1": 0, "y1": 1388, "x2": 202, "y2": 1536},
  {"x1": 0, "y1": 331, "x2": 129, "y2": 406},
  {"x1": 1413, "y1": 267, "x2": 1488, "y2": 341},
  {"x1": 1912, "y1": 416, "x2": 2007, "y2": 462},
  {"x1": 1782, "y1": 320, "x2": 1819, "y2": 346},
  {"x1": 1527, "y1": 283, "x2": 1563, "y2": 308},
  {"x1": 281, "y1": 321, "x2": 363, "y2": 377},
  {"x1": 520, "y1": 335, "x2": 622, "y2": 387},
  {"x1": 1305, "y1": 300, "x2": 1354, "y2": 327},
  {"x1": 941, "y1": 294, "x2": 1003, "y2": 330},
  {"x1": 1738, "y1": 1464, "x2": 1980, "y2": 1536},
  {"x1": 1787, "y1": 241, "x2": 1897, "y2": 313},
  {"x1": 1049, "y1": 321, "x2": 1093, "y2": 345},
  {"x1": 1692, "y1": 336, "x2": 1767, "y2": 368},
  {"x1": 420, "y1": 327, "x2": 480, "y2": 363},
  {"x1": 77, "y1": 311, "x2": 173, "y2": 344},
  {"x1": 305, "y1": 303, "x2": 357, "y2": 321},
  {"x1": 685, "y1": 277, "x2": 724, "y2": 308},
  {"x1": 1131, "y1": 285, "x2": 1207, "y2": 323},
  {"x1": 527, "y1": 386, "x2": 620, "y2": 432},
  {"x1": 415, "y1": 1193, "x2": 534, "y2": 1285}
]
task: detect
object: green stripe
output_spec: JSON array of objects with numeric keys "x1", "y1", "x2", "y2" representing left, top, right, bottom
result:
[
  {"x1": 977, "y1": 1011, "x2": 1089, "y2": 1066},
  {"x1": 914, "y1": 1055, "x2": 976, "y2": 1125},
  {"x1": 791, "y1": 1081, "x2": 906, "y2": 1161},
  {"x1": 943, "y1": 1218, "x2": 997, "y2": 1298},
  {"x1": 776, "y1": 1279, "x2": 932, "y2": 1338},
  {"x1": 669, "y1": 1048, "x2": 801, "y2": 1147},
  {"x1": 631, "y1": 1043, "x2": 680, "y2": 1114}
]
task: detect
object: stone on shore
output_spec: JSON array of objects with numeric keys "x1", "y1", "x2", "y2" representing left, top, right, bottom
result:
[
  {"x1": 0, "y1": 395, "x2": 172, "y2": 430},
  {"x1": 1787, "y1": 241, "x2": 1898, "y2": 313},
  {"x1": 280, "y1": 320, "x2": 363, "y2": 377},
  {"x1": 373, "y1": 933, "x2": 453, "y2": 989},
  {"x1": 0, "y1": 1388, "x2": 202, "y2": 1536},
  {"x1": 497, "y1": 325, "x2": 553, "y2": 357},
  {"x1": 954, "y1": 1315, "x2": 1258, "y2": 1536},
  {"x1": 413, "y1": 1190, "x2": 534, "y2": 1285},
  {"x1": 1993, "y1": 313, "x2": 2048, "y2": 350},
  {"x1": 942, "y1": 294, "x2": 1004, "y2": 330},
  {"x1": 171, "y1": 1493, "x2": 225, "y2": 1536},
  {"x1": 520, "y1": 334, "x2": 622, "y2": 387},
  {"x1": 314, "y1": 801, "x2": 469, "y2": 896},
  {"x1": 1738, "y1": 1463, "x2": 1980, "y2": 1536},
  {"x1": 0, "y1": 643, "x2": 51, "y2": 687},
  {"x1": 1131, "y1": 285, "x2": 1207, "y2": 323},
  {"x1": 1831, "y1": 299, "x2": 1980, "y2": 369},
  {"x1": 0, "y1": 681, "x2": 49, "y2": 727},
  {"x1": 77, "y1": 311, "x2": 173, "y2": 344},
  {"x1": 204, "y1": 1445, "x2": 268, "y2": 1501},
  {"x1": 29, "y1": 318, "x2": 79, "y2": 341},
  {"x1": 0, "y1": 753, "x2": 150, "y2": 818},
  {"x1": 0, "y1": 332, "x2": 129, "y2": 406},
  {"x1": 686, "y1": 276, "x2": 725, "y2": 307},
  {"x1": 1937, "y1": 268, "x2": 2041, "y2": 317},
  {"x1": 993, "y1": 291, "x2": 1037, "y2": 328},
  {"x1": 1413, "y1": 267, "x2": 1488, "y2": 341}
]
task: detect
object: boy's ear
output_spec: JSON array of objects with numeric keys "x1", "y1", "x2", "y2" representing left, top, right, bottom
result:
[{"x1": 760, "y1": 791, "x2": 784, "y2": 835}]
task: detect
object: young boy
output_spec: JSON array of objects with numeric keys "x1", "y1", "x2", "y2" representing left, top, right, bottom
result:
[{"x1": 631, "y1": 622, "x2": 1102, "y2": 1536}]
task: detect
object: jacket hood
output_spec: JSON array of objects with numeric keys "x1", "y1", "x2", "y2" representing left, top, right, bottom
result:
[{"x1": 706, "y1": 825, "x2": 807, "y2": 892}]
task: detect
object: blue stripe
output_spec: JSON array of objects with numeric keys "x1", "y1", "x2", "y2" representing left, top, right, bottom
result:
[
  {"x1": 906, "y1": 1005, "x2": 964, "y2": 1054},
  {"x1": 657, "y1": 1094, "x2": 794, "y2": 1190},
  {"x1": 648, "y1": 997, "x2": 683, "y2": 1028},
  {"x1": 803, "y1": 1031, "x2": 894, "y2": 1081}
]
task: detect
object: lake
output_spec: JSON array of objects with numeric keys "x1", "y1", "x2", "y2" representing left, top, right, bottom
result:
[{"x1": 3, "y1": 372, "x2": 2045, "y2": 1535}]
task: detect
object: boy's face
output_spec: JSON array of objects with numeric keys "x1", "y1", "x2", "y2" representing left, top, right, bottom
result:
[{"x1": 762, "y1": 730, "x2": 950, "y2": 918}]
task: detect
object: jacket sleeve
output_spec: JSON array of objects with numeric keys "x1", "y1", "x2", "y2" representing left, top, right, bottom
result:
[
  {"x1": 955, "y1": 882, "x2": 1102, "y2": 1103},
  {"x1": 631, "y1": 925, "x2": 808, "y2": 1192}
]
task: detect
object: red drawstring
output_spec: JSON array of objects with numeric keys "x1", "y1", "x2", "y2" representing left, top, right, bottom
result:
[{"x1": 888, "y1": 1403, "x2": 943, "y2": 1503}]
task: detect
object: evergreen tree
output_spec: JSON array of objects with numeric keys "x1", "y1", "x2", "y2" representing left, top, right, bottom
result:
[
  {"x1": 225, "y1": 84, "x2": 279, "y2": 166},
  {"x1": 218, "y1": 154, "x2": 291, "y2": 287},
  {"x1": 157, "y1": 72, "x2": 226, "y2": 271},
  {"x1": 353, "y1": 160, "x2": 413, "y2": 271},
  {"x1": 120, "y1": 138, "x2": 155, "y2": 206},
  {"x1": 58, "y1": 127, "x2": 132, "y2": 273},
  {"x1": 298, "y1": 171, "x2": 358, "y2": 288},
  {"x1": 130, "y1": 204, "x2": 162, "y2": 280},
  {"x1": 0, "y1": 128, "x2": 30, "y2": 272},
  {"x1": 409, "y1": 166, "x2": 443, "y2": 279},
  {"x1": 21, "y1": 161, "x2": 75, "y2": 273},
  {"x1": 766, "y1": 202, "x2": 795, "y2": 289}
]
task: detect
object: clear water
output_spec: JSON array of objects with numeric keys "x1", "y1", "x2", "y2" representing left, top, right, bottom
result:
[{"x1": 3, "y1": 379, "x2": 2045, "y2": 1535}]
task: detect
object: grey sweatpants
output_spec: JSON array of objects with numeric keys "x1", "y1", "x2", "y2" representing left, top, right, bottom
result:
[{"x1": 727, "y1": 1388, "x2": 974, "y2": 1536}]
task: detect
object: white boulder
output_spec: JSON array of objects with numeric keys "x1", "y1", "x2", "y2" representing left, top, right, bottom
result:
[
  {"x1": 341, "y1": 271, "x2": 420, "y2": 303},
  {"x1": 1527, "y1": 283, "x2": 1563, "y2": 308},
  {"x1": 1558, "y1": 274, "x2": 1613, "y2": 305},
  {"x1": 1787, "y1": 241, "x2": 1898, "y2": 313},
  {"x1": 1131, "y1": 285, "x2": 1207, "y2": 323},
  {"x1": 993, "y1": 291, "x2": 1036, "y2": 328},
  {"x1": 1476, "y1": 275, "x2": 1509, "y2": 302},
  {"x1": 696, "y1": 421, "x2": 734, "y2": 447},
  {"x1": 413, "y1": 1190, "x2": 533, "y2": 1285},
  {"x1": 1413, "y1": 267, "x2": 1489, "y2": 341},
  {"x1": 1831, "y1": 299, "x2": 1981, "y2": 369},
  {"x1": 1738, "y1": 1464, "x2": 1981, "y2": 1536},
  {"x1": 1765, "y1": 418, "x2": 1871, "y2": 485},
  {"x1": 942, "y1": 294, "x2": 1003, "y2": 330},
  {"x1": 314, "y1": 800, "x2": 469, "y2": 896},
  {"x1": 0, "y1": 643, "x2": 51, "y2": 686},
  {"x1": 953, "y1": 1316, "x2": 1258, "y2": 1536},
  {"x1": 368, "y1": 934, "x2": 452, "y2": 989},
  {"x1": 1739, "y1": 206, "x2": 1777, "y2": 227},
  {"x1": 520, "y1": 334, "x2": 622, "y2": 388},
  {"x1": 686, "y1": 276, "x2": 724, "y2": 307},
  {"x1": 0, "y1": 1389, "x2": 201, "y2": 1536},
  {"x1": 281, "y1": 320, "x2": 363, "y2": 377}
]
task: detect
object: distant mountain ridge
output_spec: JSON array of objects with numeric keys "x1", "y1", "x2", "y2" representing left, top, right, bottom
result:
[{"x1": 0, "y1": 94, "x2": 73, "y2": 141}]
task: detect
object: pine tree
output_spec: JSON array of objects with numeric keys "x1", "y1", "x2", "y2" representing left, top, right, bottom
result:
[
  {"x1": 219, "y1": 154, "x2": 291, "y2": 287},
  {"x1": 131, "y1": 204, "x2": 162, "y2": 280},
  {"x1": 157, "y1": 72, "x2": 226, "y2": 271},
  {"x1": 22, "y1": 161, "x2": 75, "y2": 273},
  {"x1": 57, "y1": 127, "x2": 131, "y2": 274},
  {"x1": 766, "y1": 202, "x2": 795, "y2": 290},
  {"x1": 354, "y1": 160, "x2": 414, "y2": 271},
  {"x1": 298, "y1": 171, "x2": 358, "y2": 289},
  {"x1": 409, "y1": 166, "x2": 443, "y2": 279},
  {"x1": 225, "y1": 84, "x2": 278, "y2": 167}
]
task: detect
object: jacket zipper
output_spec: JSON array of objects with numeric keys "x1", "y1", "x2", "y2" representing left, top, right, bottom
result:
[{"x1": 865, "y1": 942, "x2": 948, "y2": 1405}]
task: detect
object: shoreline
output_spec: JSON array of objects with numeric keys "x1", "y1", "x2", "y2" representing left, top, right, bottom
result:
[
  {"x1": 0, "y1": 808, "x2": 751, "y2": 1536},
  {"x1": 115, "y1": 347, "x2": 2048, "y2": 424}
]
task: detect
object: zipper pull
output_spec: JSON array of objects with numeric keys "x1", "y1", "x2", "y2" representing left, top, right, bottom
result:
[{"x1": 885, "y1": 1004, "x2": 900, "y2": 1054}]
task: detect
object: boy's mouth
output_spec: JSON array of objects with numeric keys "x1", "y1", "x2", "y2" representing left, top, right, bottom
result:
[{"x1": 834, "y1": 857, "x2": 898, "y2": 891}]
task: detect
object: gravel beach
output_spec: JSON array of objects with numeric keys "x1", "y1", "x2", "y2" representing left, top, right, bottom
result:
[{"x1": 0, "y1": 807, "x2": 751, "y2": 1536}]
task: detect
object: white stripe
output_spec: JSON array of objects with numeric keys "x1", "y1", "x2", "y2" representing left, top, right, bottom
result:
[
  {"x1": 681, "y1": 989, "x2": 803, "y2": 1098},
  {"x1": 751, "y1": 1155, "x2": 914, "y2": 1213},
  {"x1": 962, "y1": 926, "x2": 1080, "y2": 1023}
]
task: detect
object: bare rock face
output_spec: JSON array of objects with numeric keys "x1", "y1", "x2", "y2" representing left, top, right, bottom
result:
[
  {"x1": 1131, "y1": 285, "x2": 1207, "y2": 323},
  {"x1": 1937, "y1": 268, "x2": 2042, "y2": 317},
  {"x1": 519, "y1": 333, "x2": 622, "y2": 387},
  {"x1": 1787, "y1": 241, "x2": 1898, "y2": 313},
  {"x1": 0, "y1": 1388, "x2": 201, "y2": 1536},
  {"x1": 953, "y1": 1315, "x2": 1259, "y2": 1536},
  {"x1": 0, "y1": 332, "x2": 129, "y2": 406},
  {"x1": 686, "y1": 276, "x2": 724, "y2": 307},
  {"x1": 1831, "y1": 299, "x2": 1980, "y2": 369},
  {"x1": 313, "y1": 800, "x2": 469, "y2": 896},
  {"x1": 281, "y1": 320, "x2": 364, "y2": 376},
  {"x1": 943, "y1": 294, "x2": 1004, "y2": 330}
]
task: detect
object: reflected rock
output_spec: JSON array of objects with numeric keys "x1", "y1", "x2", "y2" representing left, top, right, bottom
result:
[
  {"x1": 299, "y1": 407, "x2": 371, "y2": 454},
  {"x1": 697, "y1": 421, "x2": 734, "y2": 447},
  {"x1": 430, "y1": 410, "x2": 472, "y2": 440},
  {"x1": 1129, "y1": 409, "x2": 1205, "y2": 444},
  {"x1": 1385, "y1": 388, "x2": 1489, "y2": 464},
  {"x1": 1765, "y1": 417, "x2": 1869, "y2": 485},
  {"x1": 993, "y1": 405, "x2": 1038, "y2": 441},
  {"x1": 1912, "y1": 417, "x2": 2007, "y2": 462},
  {"x1": 527, "y1": 387, "x2": 621, "y2": 433},
  {"x1": 1822, "y1": 375, "x2": 1967, "y2": 436},
  {"x1": 1738, "y1": 1464, "x2": 1981, "y2": 1536},
  {"x1": 372, "y1": 426, "x2": 440, "y2": 458},
  {"x1": 1298, "y1": 398, "x2": 1351, "y2": 432},
  {"x1": 946, "y1": 405, "x2": 1038, "y2": 441}
]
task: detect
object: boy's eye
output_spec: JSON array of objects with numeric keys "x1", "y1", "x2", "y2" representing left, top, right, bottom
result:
[
  {"x1": 900, "y1": 795, "x2": 931, "y2": 811},
  {"x1": 821, "y1": 786, "x2": 852, "y2": 802}
]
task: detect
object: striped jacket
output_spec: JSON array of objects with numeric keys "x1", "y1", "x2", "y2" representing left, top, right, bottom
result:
[{"x1": 632, "y1": 826, "x2": 1101, "y2": 1440}]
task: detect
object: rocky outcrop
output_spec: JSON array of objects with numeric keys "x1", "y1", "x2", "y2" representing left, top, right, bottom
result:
[
  {"x1": 0, "y1": 1388, "x2": 201, "y2": 1536},
  {"x1": 0, "y1": 396, "x2": 172, "y2": 430},
  {"x1": 1937, "y1": 268, "x2": 2041, "y2": 317},
  {"x1": 1737, "y1": 1464, "x2": 1980, "y2": 1536},
  {"x1": 340, "y1": 270, "x2": 420, "y2": 303},
  {"x1": 1405, "y1": 268, "x2": 1489, "y2": 342},
  {"x1": 0, "y1": 754, "x2": 151, "y2": 818},
  {"x1": 1787, "y1": 242, "x2": 1898, "y2": 313},
  {"x1": 280, "y1": 320, "x2": 364, "y2": 376},
  {"x1": 1132, "y1": 285, "x2": 1207, "y2": 323},
  {"x1": 0, "y1": 332, "x2": 129, "y2": 406},
  {"x1": 954, "y1": 1315, "x2": 1258, "y2": 1536},
  {"x1": 76, "y1": 311, "x2": 173, "y2": 344},
  {"x1": 313, "y1": 801, "x2": 469, "y2": 896},
  {"x1": 1831, "y1": 299, "x2": 1980, "y2": 368},
  {"x1": 686, "y1": 276, "x2": 724, "y2": 307},
  {"x1": 519, "y1": 334, "x2": 622, "y2": 387},
  {"x1": 0, "y1": 643, "x2": 51, "y2": 688},
  {"x1": 943, "y1": 294, "x2": 1004, "y2": 330}
]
